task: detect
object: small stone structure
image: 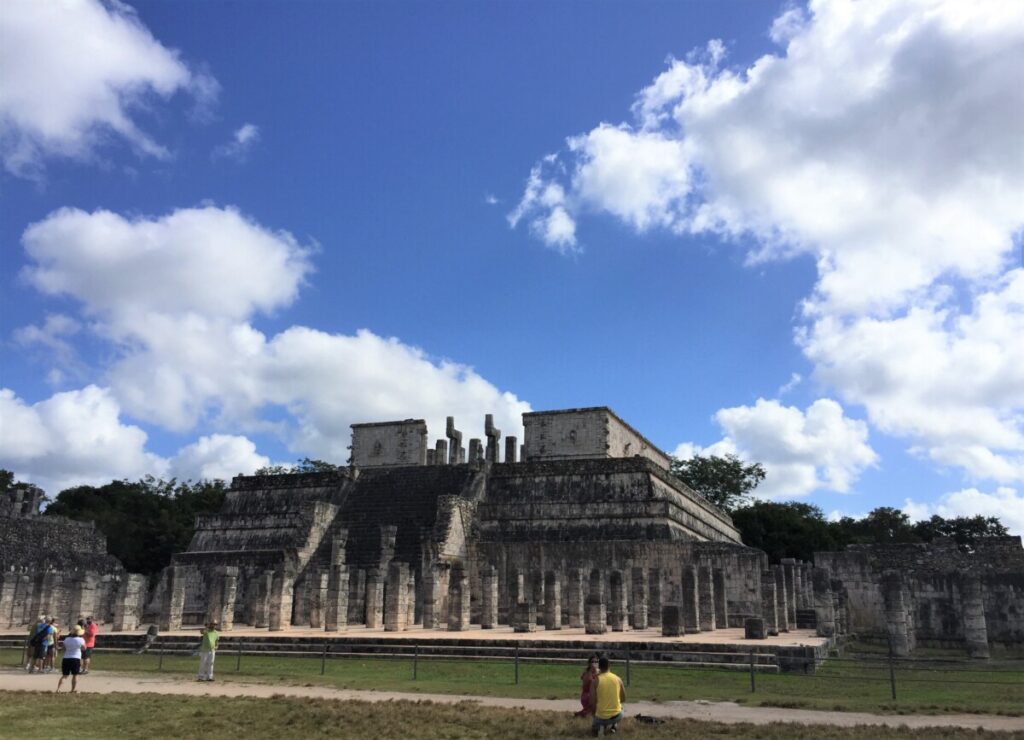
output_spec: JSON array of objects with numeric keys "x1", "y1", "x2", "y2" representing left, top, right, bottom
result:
[
  {"x1": 814, "y1": 539, "x2": 1024, "y2": 656},
  {"x1": 0, "y1": 488, "x2": 147, "y2": 630}
]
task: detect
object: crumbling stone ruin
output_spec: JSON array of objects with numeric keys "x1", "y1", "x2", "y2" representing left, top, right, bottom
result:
[
  {"x1": 815, "y1": 538, "x2": 1024, "y2": 657},
  {"x1": 155, "y1": 407, "x2": 842, "y2": 645},
  {"x1": 6, "y1": 404, "x2": 1019, "y2": 661},
  {"x1": 0, "y1": 487, "x2": 147, "y2": 631}
]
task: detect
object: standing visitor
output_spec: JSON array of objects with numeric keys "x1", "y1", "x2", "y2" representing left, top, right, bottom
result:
[
  {"x1": 196, "y1": 621, "x2": 219, "y2": 682},
  {"x1": 589, "y1": 656, "x2": 626, "y2": 736},
  {"x1": 27, "y1": 616, "x2": 50, "y2": 673},
  {"x1": 44, "y1": 618, "x2": 60, "y2": 673},
  {"x1": 575, "y1": 654, "x2": 599, "y2": 717},
  {"x1": 56, "y1": 625, "x2": 86, "y2": 693},
  {"x1": 82, "y1": 616, "x2": 98, "y2": 674}
]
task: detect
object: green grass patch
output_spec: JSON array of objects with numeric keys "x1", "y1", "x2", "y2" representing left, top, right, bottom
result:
[
  {"x1": 3, "y1": 647, "x2": 1021, "y2": 717},
  {"x1": 0, "y1": 690, "x2": 1008, "y2": 739}
]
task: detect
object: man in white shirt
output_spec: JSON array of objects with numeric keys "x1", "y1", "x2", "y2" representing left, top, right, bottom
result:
[{"x1": 56, "y1": 626, "x2": 87, "y2": 693}]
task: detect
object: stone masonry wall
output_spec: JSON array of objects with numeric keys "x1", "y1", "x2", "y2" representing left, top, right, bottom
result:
[
  {"x1": 351, "y1": 420, "x2": 429, "y2": 468},
  {"x1": 815, "y1": 538, "x2": 1024, "y2": 647},
  {"x1": 522, "y1": 408, "x2": 671, "y2": 470}
]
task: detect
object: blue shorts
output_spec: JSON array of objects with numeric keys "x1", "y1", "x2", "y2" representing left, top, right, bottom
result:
[{"x1": 592, "y1": 711, "x2": 623, "y2": 728}]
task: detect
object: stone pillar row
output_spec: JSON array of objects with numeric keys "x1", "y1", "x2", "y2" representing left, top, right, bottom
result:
[{"x1": 172, "y1": 557, "x2": 816, "y2": 638}]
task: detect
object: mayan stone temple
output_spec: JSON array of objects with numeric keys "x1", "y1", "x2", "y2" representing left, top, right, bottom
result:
[{"x1": 3, "y1": 406, "x2": 1023, "y2": 665}]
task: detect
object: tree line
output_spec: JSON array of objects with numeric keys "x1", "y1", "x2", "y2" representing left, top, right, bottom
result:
[
  {"x1": 2, "y1": 455, "x2": 1010, "y2": 576},
  {"x1": 672, "y1": 454, "x2": 1007, "y2": 561}
]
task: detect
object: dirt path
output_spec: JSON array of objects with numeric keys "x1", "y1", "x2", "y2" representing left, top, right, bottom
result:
[{"x1": 1, "y1": 668, "x2": 1021, "y2": 732}]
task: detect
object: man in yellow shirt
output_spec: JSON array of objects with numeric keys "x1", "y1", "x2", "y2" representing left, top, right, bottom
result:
[{"x1": 588, "y1": 656, "x2": 626, "y2": 736}]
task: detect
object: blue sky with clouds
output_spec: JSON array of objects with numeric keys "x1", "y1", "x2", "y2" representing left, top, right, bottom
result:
[{"x1": 1, "y1": 0, "x2": 1022, "y2": 533}]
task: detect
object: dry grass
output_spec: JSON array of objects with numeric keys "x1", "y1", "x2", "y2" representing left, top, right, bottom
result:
[{"x1": 0, "y1": 690, "x2": 1011, "y2": 740}]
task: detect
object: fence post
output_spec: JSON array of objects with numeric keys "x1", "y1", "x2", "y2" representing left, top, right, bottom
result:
[
  {"x1": 413, "y1": 644, "x2": 418, "y2": 681},
  {"x1": 235, "y1": 642, "x2": 242, "y2": 672},
  {"x1": 321, "y1": 643, "x2": 328, "y2": 675},
  {"x1": 514, "y1": 645, "x2": 520, "y2": 685},
  {"x1": 626, "y1": 647, "x2": 631, "y2": 687},
  {"x1": 887, "y1": 636, "x2": 897, "y2": 701},
  {"x1": 749, "y1": 649, "x2": 756, "y2": 693},
  {"x1": 158, "y1": 645, "x2": 164, "y2": 672}
]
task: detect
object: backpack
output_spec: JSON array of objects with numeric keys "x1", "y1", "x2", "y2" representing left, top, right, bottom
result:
[{"x1": 29, "y1": 625, "x2": 48, "y2": 647}]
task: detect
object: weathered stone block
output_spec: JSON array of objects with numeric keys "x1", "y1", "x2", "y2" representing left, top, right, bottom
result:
[
  {"x1": 744, "y1": 616, "x2": 766, "y2": 639},
  {"x1": 514, "y1": 601, "x2": 537, "y2": 633},
  {"x1": 661, "y1": 604, "x2": 682, "y2": 637}
]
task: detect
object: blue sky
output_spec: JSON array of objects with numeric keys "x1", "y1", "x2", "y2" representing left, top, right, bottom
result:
[{"x1": 1, "y1": 0, "x2": 1022, "y2": 533}]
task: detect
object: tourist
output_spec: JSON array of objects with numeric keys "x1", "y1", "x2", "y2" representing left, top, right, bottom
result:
[
  {"x1": 137, "y1": 624, "x2": 159, "y2": 654},
  {"x1": 196, "y1": 621, "x2": 220, "y2": 682},
  {"x1": 26, "y1": 616, "x2": 49, "y2": 673},
  {"x1": 56, "y1": 625, "x2": 87, "y2": 694},
  {"x1": 44, "y1": 618, "x2": 60, "y2": 673},
  {"x1": 82, "y1": 616, "x2": 98, "y2": 674},
  {"x1": 589, "y1": 656, "x2": 626, "y2": 736},
  {"x1": 575, "y1": 654, "x2": 599, "y2": 717}
]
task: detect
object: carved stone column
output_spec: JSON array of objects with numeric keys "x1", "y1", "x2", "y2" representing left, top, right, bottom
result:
[
  {"x1": 681, "y1": 565, "x2": 700, "y2": 634},
  {"x1": 385, "y1": 561, "x2": 410, "y2": 631},
  {"x1": 630, "y1": 567, "x2": 648, "y2": 630},
  {"x1": 543, "y1": 571, "x2": 561, "y2": 630},
  {"x1": 698, "y1": 565, "x2": 715, "y2": 631}
]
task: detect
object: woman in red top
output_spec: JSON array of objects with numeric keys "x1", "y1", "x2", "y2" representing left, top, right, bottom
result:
[{"x1": 574, "y1": 654, "x2": 599, "y2": 717}]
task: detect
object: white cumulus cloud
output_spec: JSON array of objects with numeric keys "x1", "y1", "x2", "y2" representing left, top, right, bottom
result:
[
  {"x1": 514, "y1": 0, "x2": 1024, "y2": 487},
  {"x1": 167, "y1": 434, "x2": 271, "y2": 482},
  {"x1": 0, "y1": 385, "x2": 165, "y2": 493},
  {"x1": 904, "y1": 487, "x2": 1024, "y2": 536},
  {"x1": 22, "y1": 205, "x2": 312, "y2": 325},
  {"x1": 675, "y1": 398, "x2": 878, "y2": 498},
  {"x1": 16, "y1": 205, "x2": 532, "y2": 467},
  {"x1": 0, "y1": 0, "x2": 218, "y2": 177}
]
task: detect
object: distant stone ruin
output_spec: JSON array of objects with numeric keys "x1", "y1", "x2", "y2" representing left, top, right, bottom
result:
[
  {"x1": 0, "y1": 488, "x2": 147, "y2": 631},
  {"x1": 146, "y1": 408, "x2": 800, "y2": 645},
  {"x1": 3, "y1": 404, "x2": 1021, "y2": 659},
  {"x1": 815, "y1": 538, "x2": 1024, "y2": 656}
]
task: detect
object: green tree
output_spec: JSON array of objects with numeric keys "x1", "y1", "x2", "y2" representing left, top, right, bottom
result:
[
  {"x1": 832, "y1": 506, "x2": 920, "y2": 545},
  {"x1": 913, "y1": 514, "x2": 1007, "y2": 552},
  {"x1": 731, "y1": 501, "x2": 841, "y2": 561},
  {"x1": 670, "y1": 454, "x2": 766, "y2": 512},
  {"x1": 44, "y1": 477, "x2": 226, "y2": 575},
  {"x1": 254, "y1": 458, "x2": 341, "y2": 475}
]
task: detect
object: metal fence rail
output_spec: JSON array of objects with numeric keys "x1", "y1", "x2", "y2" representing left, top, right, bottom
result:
[{"x1": 3, "y1": 636, "x2": 1021, "y2": 703}]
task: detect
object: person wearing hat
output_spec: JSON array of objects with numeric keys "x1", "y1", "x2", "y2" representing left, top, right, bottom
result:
[
  {"x1": 56, "y1": 625, "x2": 86, "y2": 693},
  {"x1": 196, "y1": 621, "x2": 220, "y2": 682}
]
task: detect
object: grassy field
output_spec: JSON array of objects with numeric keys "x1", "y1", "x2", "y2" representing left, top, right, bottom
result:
[
  {"x1": 0, "y1": 691, "x2": 1013, "y2": 740},
  {"x1": 3, "y1": 646, "x2": 1021, "y2": 717}
]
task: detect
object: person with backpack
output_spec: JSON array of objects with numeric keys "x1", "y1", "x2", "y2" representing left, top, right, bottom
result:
[
  {"x1": 44, "y1": 618, "x2": 60, "y2": 673},
  {"x1": 25, "y1": 616, "x2": 45, "y2": 671},
  {"x1": 27, "y1": 617, "x2": 53, "y2": 674}
]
